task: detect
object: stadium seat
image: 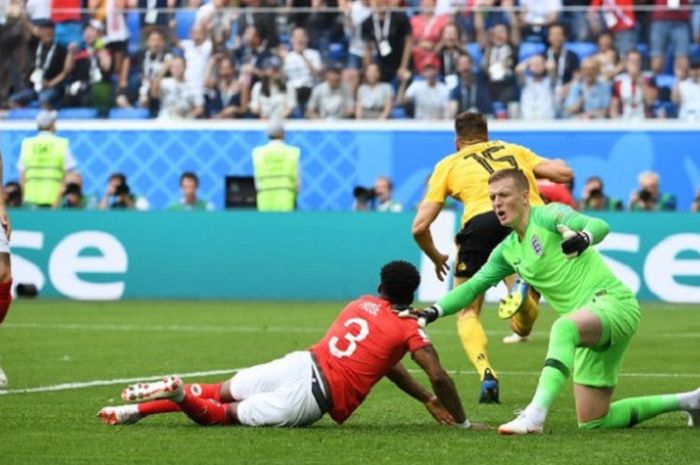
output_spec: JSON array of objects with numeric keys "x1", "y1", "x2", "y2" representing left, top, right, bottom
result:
[
  {"x1": 57, "y1": 108, "x2": 99, "y2": 119},
  {"x1": 109, "y1": 108, "x2": 151, "y2": 119},
  {"x1": 5, "y1": 108, "x2": 40, "y2": 120},
  {"x1": 175, "y1": 10, "x2": 196, "y2": 41},
  {"x1": 655, "y1": 74, "x2": 676, "y2": 89},
  {"x1": 328, "y1": 42, "x2": 347, "y2": 64},
  {"x1": 127, "y1": 11, "x2": 141, "y2": 55},
  {"x1": 518, "y1": 42, "x2": 546, "y2": 63},
  {"x1": 465, "y1": 42, "x2": 483, "y2": 71},
  {"x1": 566, "y1": 42, "x2": 598, "y2": 62},
  {"x1": 390, "y1": 107, "x2": 408, "y2": 119},
  {"x1": 691, "y1": 44, "x2": 700, "y2": 61}
]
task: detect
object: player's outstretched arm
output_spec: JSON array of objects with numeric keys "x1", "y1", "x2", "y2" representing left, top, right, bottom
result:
[
  {"x1": 533, "y1": 159, "x2": 574, "y2": 184},
  {"x1": 412, "y1": 201, "x2": 450, "y2": 281},
  {"x1": 411, "y1": 346, "x2": 469, "y2": 427},
  {"x1": 385, "y1": 362, "x2": 456, "y2": 426}
]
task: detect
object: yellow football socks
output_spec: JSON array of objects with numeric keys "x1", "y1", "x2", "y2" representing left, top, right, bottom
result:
[
  {"x1": 457, "y1": 314, "x2": 495, "y2": 380},
  {"x1": 511, "y1": 293, "x2": 539, "y2": 336}
]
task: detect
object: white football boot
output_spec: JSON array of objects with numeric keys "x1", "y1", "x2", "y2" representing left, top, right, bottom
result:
[
  {"x1": 0, "y1": 365, "x2": 7, "y2": 388},
  {"x1": 98, "y1": 405, "x2": 143, "y2": 425},
  {"x1": 498, "y1": 407, "x2": 545, "y2": 435},
  {"x1": 502, "y1": 333, "x2": 530, "y2": 344},
  {"x1": 121, "y1": 375, "x2": 183, "y2": 403}
]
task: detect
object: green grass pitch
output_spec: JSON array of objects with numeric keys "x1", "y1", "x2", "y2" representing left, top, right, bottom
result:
[{"x1": 1, "y1": 300, "x2": 699, "y2": 465}]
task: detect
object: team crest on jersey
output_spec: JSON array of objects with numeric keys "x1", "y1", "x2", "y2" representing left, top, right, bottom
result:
[
  {"x1": 530, "y1": 235, "x2": 543, "y2": 256},
  {"x1": 359, "y1": 301, "x2": 380, "y2": 316}
]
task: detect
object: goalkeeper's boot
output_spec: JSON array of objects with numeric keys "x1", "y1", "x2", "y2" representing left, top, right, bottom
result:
[
  {"x1": 498, "y1": 407, "x2": 545, "y2": 435},
  {"x1": 498, "y1": 276, "x2": 530, "y2": 320},
  {"x1": 122, "y1": 375, "x2": 183, "y2": 403},
  {"x1": 478, "y1": 369, "x2": 500, "y2": 404},
  {"x1": 686, "y1": 387, "x2": 700, "y2": 427},
  {"x1": 98, "y1": 405, "x2": 142, "y2": 425},
  {"x1": 0, "y1": 365, "x2": 7, "y2": 389},
  {"x1": 503, "y1": 333, "x2": 530, "y2": 344}
]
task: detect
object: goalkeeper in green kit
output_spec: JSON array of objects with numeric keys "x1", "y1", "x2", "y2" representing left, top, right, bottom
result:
[{"x1": 405, "y1": 169, "x2": 700, "y2": 434}]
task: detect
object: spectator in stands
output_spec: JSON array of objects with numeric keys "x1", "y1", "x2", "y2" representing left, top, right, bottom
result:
[
  {"x1": 692, "y1": 186, "x2": 700, "y2": 212},
  {"x1": 564, "y1": 57, "x2": 612, "y2": 119},
  {"x1": 283, "y1": 27, "x2": 322, "y2": 114},
  {"x1": 435, "y1": 22, "x2": 467, "y2": 89},
  {"x1": 355, "y1": 62, "x2": 393, "y2": 119},
  {"x1": 610, "y1": 50, "x2": 657, "y2": 119},
  {"x1": 672, "y1": 59, "x2": 700, "y2": 121},
  {"x1": 63, "y1": 20, "x2": 112, "y2": 110},
  {"x1": 545, "y1": 23, "x2": 580, "y2": 114},
  {"x1": 151, "y1": 56, "x2": 205, "y2": 119},
  {"x1": 60, "y1": 171, "x2": 96, "y2": 209},
  {"x1": 410, "y1": 0, "x2": 450, "y2": 75},
  {"x1": 304, "y1": 0, "x2": 345, "y2": 59},
  {"x1": 447, "y1": 53, "x2": 492, "y2": 117},
  {"x1": 518, "y1": 0, "x2": 562, "y2": 43},
  {"x1": 563, "y1": 0, "x2": 591, "y2": 42},
  {"x1": 99, "y1": 172, "x2": 149, "y2": 210},
  {"x1": 169, "y1": 172, "x2": 214, "y2": 211},
  {"x1": 249, "y1": 55, "x2": 296, "y2": 119},
  {"x1": 235, "y1": 0, "x2": 279, "y2": 51},
  {"x1": 579, "y1": 175, "x2": 623, "y2": 211},
  {"x1": 342, "y1": 66, "x2": 361, "y2": 99},
  {"x1": 117, "y1": 28, "x2": 173, "y2": 112},
  {"x1": 0, "y1": 0, "x2": 31, "y2": 108},
  {"x1": 588, "y1": 0, "x2": 637, "y2": 59},
  {"x1": 97, "y1": 0, "x2": 130, "y2": 78},
  {"x1": 137, "y1": 0, "x2": 175, "y2": 39},
  {"x1": 693, "y1": 0, "x2": 700, "y2": 46},
  {"x1": 592, "y1": 31, "x2": 624, "y2": 81},
  {"x1": 629, "y1": 171, "x2": 677, "y2": 211},
  {"x1": 650, "y1": 0, "x2": 691, "y2": 75},
  {"x1": 252, "y1": 120, "x2": 300, "y2": 212},
  {"x1": 234, "y1": 25, "x2": 272, "y2": 88},
  {"x1": 361, "y1": 0, "x2": 412, "y2": 83},
  {"x1": 204, "y1": 55, "x2": 247, "y2": 118},
  {"x1": 515, "y1": 54, "x2": 556, "y2": 119},
  {"x1": 374, "y1": 176, "x2": 403, "y2": 212},
  {"x1": 307, "y1": 63, "x2": 355, "y2": 119},
  {"x1": 344, "y1": 0, "x2": 372, "y2": 69},
  {"x1": 3, "y1": 182, "x2": 22, "y2": 209},
  {"x1": 178, "y1": 23, "x2": 213, "y2": 97},
  {"x1": 398, "y1": 56, "x2": 449, "y2": 119},
  {"x1": 197, "y1": 0, "x2": 235, "y2": 51},
  {"x1": 9, "y1": 20, "x2": 73, "y2": 109},
  {"x1": 25, "y1": 0, "x2": 51, "y2": 24},
  {"x1": 475, "y1": 20, "x2": 518, "y2": 115},
  {"x1": 51, "y1": 0, "x2": 81, "y2": 46},
  {"x1": 18, "y1": 111, "x2": 77, "y2": 208}
]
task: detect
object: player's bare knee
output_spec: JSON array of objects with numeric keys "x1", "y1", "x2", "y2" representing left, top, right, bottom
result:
[{"x1": 0, "y1": 254, "x2": 11, "y2": 283}]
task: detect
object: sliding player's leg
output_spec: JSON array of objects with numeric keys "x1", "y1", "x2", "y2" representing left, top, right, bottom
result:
[{"x1": 500, "y1": 275, "x2": 540, "y2": 344}]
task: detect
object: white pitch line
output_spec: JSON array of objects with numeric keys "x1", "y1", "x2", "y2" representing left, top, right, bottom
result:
[
  {"x1": 0, "y1": 368, "x2": 240, "y2": 396},
  {"x1": 5, "y1": 322, "x2": 700, "y2": 339},
  {"x1": 1, "y1": 367, "x2": 699, "y2": 397}
]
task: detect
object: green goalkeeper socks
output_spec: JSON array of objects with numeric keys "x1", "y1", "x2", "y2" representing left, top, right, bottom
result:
[
  {"x1": 531, "y1": 317, "x2": 580, "y2": 410},
  {"x1": 578, "y1": 395, "x2": 681, "y2": 429}
]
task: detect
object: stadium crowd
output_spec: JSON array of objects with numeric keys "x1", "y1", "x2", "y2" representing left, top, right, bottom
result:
[{"x1": 1, "y1": 0, "x2": 699, "y2": 120}]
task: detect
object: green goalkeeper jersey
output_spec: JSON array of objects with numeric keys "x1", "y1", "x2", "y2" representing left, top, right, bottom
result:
[{"x1": 437, "y1": 203, "x2": 634, "y2": 316}]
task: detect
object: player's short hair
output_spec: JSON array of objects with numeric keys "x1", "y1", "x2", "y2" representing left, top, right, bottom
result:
[
  {"x1": 380, "y1": 261, "x2": 421, "y2": 306},
  {"x1": 180, "y1": 171, "x2": 199, "y2": 186},
  {"x1": 488, "y1": 169, "x2": 529, "y2": 192},
  {"x1": 454, "y1": 112, "x2": 488, "y2": 142}
]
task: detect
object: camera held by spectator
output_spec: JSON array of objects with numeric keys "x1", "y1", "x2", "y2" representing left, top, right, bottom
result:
[
  {"x1": 629, "y1": 171, "x2": 676, "y2": 211},
  {"x1": 4, "y1": 182, "x2": 22, "y2": 208},
  {"x1": 353, "y1": 176, "x2": 403, "y2": 212},
  {"x1": 61, "y1": 182, "x2": 84, "y2": 209},
  {"x1": 353, "y1": 186, "x2": 377, "y2": 211}
]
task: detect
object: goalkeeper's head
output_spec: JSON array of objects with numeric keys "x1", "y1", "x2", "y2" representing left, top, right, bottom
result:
[{"x1": 379, "y1": 261, "x2": 421, "y2": 306}]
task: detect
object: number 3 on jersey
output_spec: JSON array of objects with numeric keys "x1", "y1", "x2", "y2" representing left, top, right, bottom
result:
[{"x1": 329, "y1": 317, "x2": 370, "y2": 358}]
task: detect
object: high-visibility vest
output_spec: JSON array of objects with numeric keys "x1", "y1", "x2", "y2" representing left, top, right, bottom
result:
[
  {"x1": 20, "y1": 133, "x2": 69, "y2": 206},
  {"x1": 252, "y1": 141, "x2": 300, "y2": 212}
]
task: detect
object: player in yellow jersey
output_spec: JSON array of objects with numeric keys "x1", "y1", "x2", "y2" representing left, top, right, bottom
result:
[{"x1": 412, "y1": 112, "x2": 573, "y2": 403}]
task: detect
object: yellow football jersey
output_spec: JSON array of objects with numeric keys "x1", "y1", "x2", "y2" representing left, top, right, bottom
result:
[{"x1": 424, "y1": 140, "x2": 546, "y2": 226}]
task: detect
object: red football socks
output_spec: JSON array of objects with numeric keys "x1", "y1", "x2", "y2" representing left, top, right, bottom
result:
[
  {"x1": 137, "y1": 399, "x2": 181, "y2": 416},
  {"x1": 0, "y1": 280, "x2": 12, "y2": 324},
  {"x1": 185, "y1": 383, "x2": 222, "y2": 402},
  {"x1": 178, "y1": 394, "x2": 232, "y2": 426}
]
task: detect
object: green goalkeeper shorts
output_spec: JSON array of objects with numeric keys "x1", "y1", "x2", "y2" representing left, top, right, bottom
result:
[{"x1": 572, "y1": 288, "x2": 641, "y2": 388}]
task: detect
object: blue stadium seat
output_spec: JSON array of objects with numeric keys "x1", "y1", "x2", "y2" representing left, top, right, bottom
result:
[
  {"x1": 328, "y1": 42, "x2": 347, "y2": 64},
  {"x1": 390, "y1": 107, "x2": 408, "y2": 119},
  {"x1": 692, "y1": 44, "x2": 700, "y2": 61},
  {"x1": 109, "y1": 108, "x2": 151, "y2": 119},
  {"x1": 127, "y1": 11, "x2": 141, "y2": 55},
  {"x1": 6, "y1": 108, "x2": 40, "y2": 120},
  {"x1": 636, "y1": 43, "x2": 649, "y2": 59},
  {"x1": 518, "y1": 42, "x2": 546, "y2": 63},
  {"x1": 175, "y1": 10, "x2": 196, "y2": 41},
  {"x1": 566, "y1": 41, "x2": 598, "y2": 62},
  {"x1": 655, "y1": 74, "x2": 676, "y2": 89},
  {"x1": 57, "y1": 108, "x2": 98, "y2": 119},
  {"x1": 465, "y1": 42, "x2": 483, "y2": 71}
]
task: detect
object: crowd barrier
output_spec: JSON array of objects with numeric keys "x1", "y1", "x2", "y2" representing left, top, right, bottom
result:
[
  {"x1": 10, "y1": 210, "x2": 700, "y2": 303},
  {"x1": 1, "y1": 120, "x2": 699, "y2": 211}
]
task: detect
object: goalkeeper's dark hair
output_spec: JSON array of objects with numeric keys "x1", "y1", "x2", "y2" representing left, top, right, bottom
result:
[
  {"x1": 488, "y1": 168, "x2": 529, "y2": 193},
  {"x1": 380, "y1": 260, "x2": 421, "y2": 306}
]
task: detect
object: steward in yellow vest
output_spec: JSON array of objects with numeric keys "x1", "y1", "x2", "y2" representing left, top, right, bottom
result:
[{"x1": 252, "y1": 121, "x2": 300, "y2": 212}]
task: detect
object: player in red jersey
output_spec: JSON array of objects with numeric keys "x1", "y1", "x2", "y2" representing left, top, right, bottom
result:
[{"x1": 99, "y1": 261, "x2": 477, "y2": 429}]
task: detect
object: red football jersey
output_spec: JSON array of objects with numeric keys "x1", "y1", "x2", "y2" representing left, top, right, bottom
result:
[{"x1": 310, "y1": 295, "x2": 432, "y2": 424}]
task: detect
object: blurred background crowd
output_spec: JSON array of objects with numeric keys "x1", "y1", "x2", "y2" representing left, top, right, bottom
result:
[{"x1": 1, "y1": 0, "x2": 699, "y2": 120}]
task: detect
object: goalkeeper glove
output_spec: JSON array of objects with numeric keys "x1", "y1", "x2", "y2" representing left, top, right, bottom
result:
[
  {"x1": 556, "y1": 224, "x2": 592, "y2": 258},
  {"x1": 398, "y1": 305, "x2": 441, "y2": 327}
]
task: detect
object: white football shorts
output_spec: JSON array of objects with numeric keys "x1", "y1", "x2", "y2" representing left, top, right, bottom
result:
[
  {"x1": 0, "y1": 225, "x2": 9, "y2": 254},
  {"x1": 230, "y1": 351, "x2": 324, "y2": 427}
]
